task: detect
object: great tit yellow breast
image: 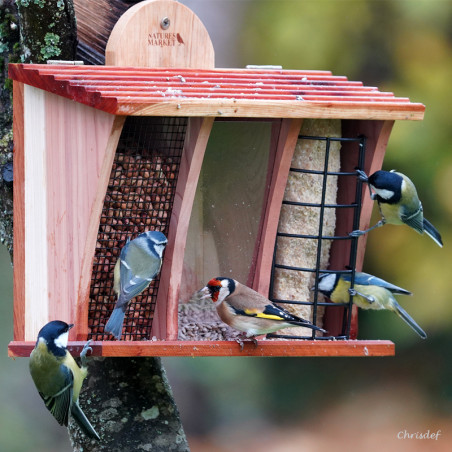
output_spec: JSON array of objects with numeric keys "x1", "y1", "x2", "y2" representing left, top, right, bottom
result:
[
  {"x1": 29, "y1": 342, "x2": 68, "y2": 397},
  {"x1": 65, "y1": 354, "x2": 87, "y2": 401},
  {"x1": 29, "y1": 341, "x2": 87, "y2": 403},
  {"x1": 378, "y1": 201, "x2": 404, "y2": 226}
]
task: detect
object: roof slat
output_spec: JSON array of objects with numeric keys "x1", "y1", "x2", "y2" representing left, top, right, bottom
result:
[{"x1": 8, "y1": 63, "x2": 425, "y2": 120}]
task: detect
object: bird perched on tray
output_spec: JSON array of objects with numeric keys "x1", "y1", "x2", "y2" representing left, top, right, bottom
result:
[
  {"x1": 350, "y1": 169, "x2": 443, "y2": 247},
  {"x1": 29, "y1": 321, "x2": 100, "y2": 440},
  {"x1": 104, "y1": 230, "x2": 168, "y2": 340},
  {"x1": 315, "y1": 271, "x2": 427, "y2": 339},
  {"x1": 198, "y1": 277, "x2": 326, "y2": 348}
]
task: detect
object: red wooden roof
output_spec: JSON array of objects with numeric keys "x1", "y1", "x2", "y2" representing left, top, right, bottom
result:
[{"x1": 9, "y1": 64, "x2": 425, "y2": 120}]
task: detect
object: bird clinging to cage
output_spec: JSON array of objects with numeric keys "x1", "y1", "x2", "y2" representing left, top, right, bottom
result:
[
  {"x1": 104, "y1": 230, "x2": 168, "y2": 340},
  {"x1": 29, "y1": 321, "x2": 100, "y2": 440},
  {"x1": 197, "y1": 277, "x2": 326, "y2": 348},
  {"x1": 315, "y1": 271, "x2": 426, "y2": 339},
  {"x1": 350, "y1": 169, "x2": 443, "y2": 247}
]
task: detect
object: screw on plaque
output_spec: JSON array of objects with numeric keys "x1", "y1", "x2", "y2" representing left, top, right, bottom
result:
[{"x1": 160, "y1": 17, "x2": 170, "y2": 30}]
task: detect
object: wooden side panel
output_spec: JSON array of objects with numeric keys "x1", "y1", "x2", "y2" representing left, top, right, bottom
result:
[
  {"x1": 75, "y1": 116, "x2": 126, "y2": 340},
  {"x1": 105, "y1": 0, "x2": 215, "y2": 68},
  {"x1": 324, "y1": 119, "x2": 395, "y2": 337},
  {"x1": 153, "y1": 117, "x2": 214, "y2": 340},
  {"x1": 12, "y1": 81, "x2": 25, "y2": 341},
  {"x1": 23, "y1": 86, "x2": 48, "y2": 340},
  {"x1": 43, "y1": 92, "x2": 119, "y2": 341},
  {"x1": 253, "y1": 119, "x2": 304, "y2": 295}
]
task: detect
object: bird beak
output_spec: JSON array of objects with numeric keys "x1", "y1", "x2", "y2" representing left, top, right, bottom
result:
[
  {"x1": 68, "y1": 324, "x2": 74, "y2": 330},
  {"x1": 199, "y1": 286, "x2": 211, "y2": 299},
  {"x1": 188, "y1": 287, "x2": 211, "y2": 303}
]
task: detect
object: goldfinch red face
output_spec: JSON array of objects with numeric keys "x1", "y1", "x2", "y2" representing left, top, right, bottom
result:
[{"x1": 201, "y1": 277, "x2": 233, "y2": 305}]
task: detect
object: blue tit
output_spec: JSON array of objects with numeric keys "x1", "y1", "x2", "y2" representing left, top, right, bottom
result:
[
  {"x1": 29, "y1": 321, "x2": 100, "y2": 440},
  {"x1": 105, "y1": 230, "x2": 168, "y2": 340},
  {"x1": 316, "y1": 271, "x2": 426, "y2": 339},
  {"x1": 200, "y1": 277, "x2": 326, "y2": 347},
  {"x1": 351, "y1": 169, "x2": 442, "y2": 247}
]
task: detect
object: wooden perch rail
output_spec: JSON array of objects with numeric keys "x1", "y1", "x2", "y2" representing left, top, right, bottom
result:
[{"x1": 8, "y1": 340, "x2": 395, "y2": 358}]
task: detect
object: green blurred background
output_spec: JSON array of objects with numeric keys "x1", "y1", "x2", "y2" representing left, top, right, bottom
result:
[{"x1": 1, "y1": 0, "x2": 451, "y2": 450}]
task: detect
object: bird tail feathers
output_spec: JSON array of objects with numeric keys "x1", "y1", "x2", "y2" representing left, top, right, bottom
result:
[
  {"x1": 71, "y1": 402, "x2": 100, "y2": 440},
  {"x1": 394, "y1": 302, "x2": 427, "y2": 339},
  {"x1": 423, "y1": 218, "x2": 443, "y2": 247},
  {"x1": 104, "y1": 307, "x2": 125, "y2": 340}
]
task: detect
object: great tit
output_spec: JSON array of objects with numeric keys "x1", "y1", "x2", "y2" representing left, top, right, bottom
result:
[
  {"x1": 316, "y1": 271, "x2": 427, "y2": 339},
  {"x1": 104, "y1": 230, "x2": 168, "y2": 339},
  {"x1": 29, "y1": 321, "x2": 100, "y2": 440},
  {"x1": 351, "y1": 169, "x2": 443, "y2": 247},
  {"x1": 199, "y1": 277, "x2": 326, "y2": 347}
]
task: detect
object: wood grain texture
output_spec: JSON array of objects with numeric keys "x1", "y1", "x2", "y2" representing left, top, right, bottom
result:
[
  {"x1": 23, "y1": 86, "x2": 48, "y2": 340},
  {"x1": 118, "y1": 101, "x2": 425, "y2": 120},
  {"x1": 324, "y1": 120, "x2": 395, "y2": 338},
  {"x1": 75, "y1": 116, "x2": 126, "y2": 340},
  {"x1": 8, "y1": 64, "x2": 425, "y2": 120},
  {"x1": 246, "y1": 120, "x2": 282, "y2": 288},
  {"x1": 44, "y1": 93, "x2": 119, "y2": 341},
  {"x1": 12, "y1": 81, "x2": 25, "y2": 341},
  {"x1": 74, "y1": 0, "x2": 140, "y2": 64},
  {"x1": 105, "y1": 0, "x2": 215, "y2": 68},
  {"x1": 8, "y1": 339, "x2": 395, "y2": 357},
  {"x1": 153, "y1": 117, "x2": 214, "y2": 340},
  {"x1": 12, "y1": 91, "x2": 121, "y2": 341},
  {"x1": 253, "y1": 119, "x2": 303, "y2": 295}
]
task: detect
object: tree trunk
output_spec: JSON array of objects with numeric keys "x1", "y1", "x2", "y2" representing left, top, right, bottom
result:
[
  {"x1": 0, "y1": 0, "x2": 20, "y2": 259},
  {"x1": 2, "y1": 1, "x2": 189, "y2": 450},
  {"x1": 70, "y1": 357, "x2": 189, "y2": 451},
  {"x1": 16, "y1": 0, "x2": 77, "y2": 63}
]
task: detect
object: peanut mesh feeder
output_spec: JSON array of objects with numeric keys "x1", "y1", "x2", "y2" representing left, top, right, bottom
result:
[{"x1": 8, "y1": 0, "x2": 425, "y2": 358}]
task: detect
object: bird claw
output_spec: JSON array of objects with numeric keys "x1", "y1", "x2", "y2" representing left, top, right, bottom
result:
[
  {"x1": 349, "y1": 288, "x2": 375, "y2": 304},
  {"x1": 236, "y1": 337, "x2": 258, "y2": 352},
  {"x1": 349, "y1": 229, "x2": 366, "y2": 237},
  {"x1": 236, "y1": 338, "x2": 245, "y2": 352},
  {"x1": 80, "y1": 339, "x2": 93, "y2": 366},
  {"x1": 355, "y1": 168, "x2": 369, "y2": 182},
  {"x1": 350, "y1": 220, "x2": 386, "y2": 238}
]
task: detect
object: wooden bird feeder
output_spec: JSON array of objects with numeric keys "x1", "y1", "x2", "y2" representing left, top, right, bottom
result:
[{"x1": 8, "y1": 0, "x2": 424, "y2": 358}]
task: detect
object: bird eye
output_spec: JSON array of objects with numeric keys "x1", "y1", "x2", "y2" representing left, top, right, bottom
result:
[{"x1": 208, "y1": 286, "x2": 220, "y2": 302}]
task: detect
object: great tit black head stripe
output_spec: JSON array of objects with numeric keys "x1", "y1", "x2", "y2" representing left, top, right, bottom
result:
[{"x1": 36, "y1": 321, "x2": 73, "y2": 357}]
